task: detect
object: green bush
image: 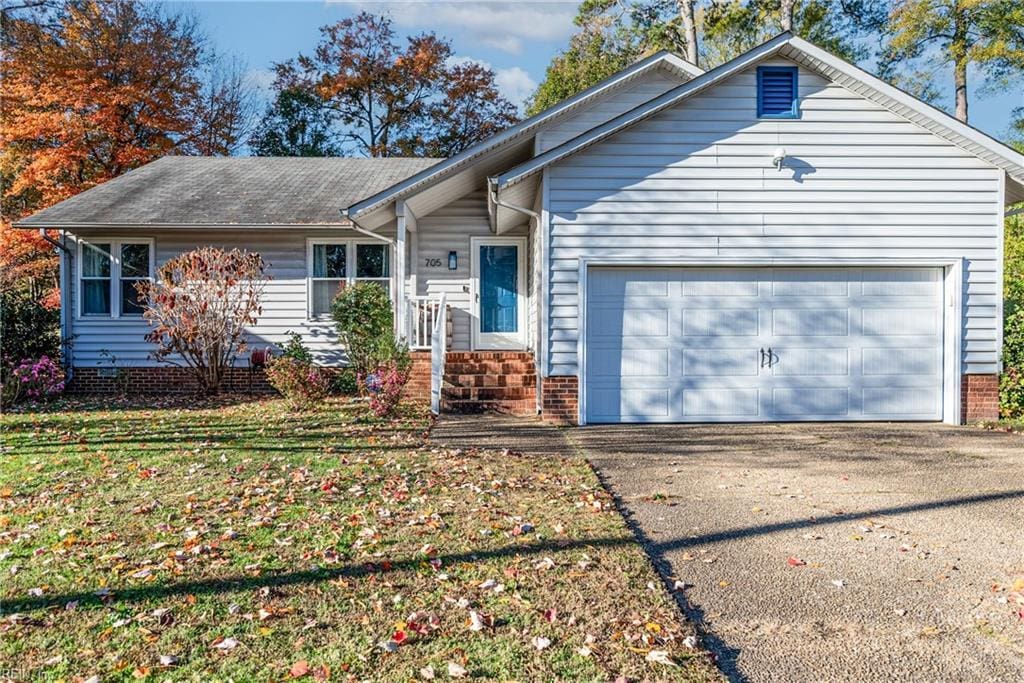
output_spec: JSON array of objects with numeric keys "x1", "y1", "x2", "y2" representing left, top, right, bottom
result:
[
  {"x1": 280, "y1": 331, "x2": 313, "y2": 363},
  {"x1": 331, "y1": 282, "x2": 405, "y2": 376},
  {"x1": 1000, "y1": 307, "x2": 1024, "y2": 418},
  {"x1": 0, "y1": 294, "x2": 60, "y2": 366},
  {"x1": 331, "y1": 367, "x2": 359, "y2": 396}
]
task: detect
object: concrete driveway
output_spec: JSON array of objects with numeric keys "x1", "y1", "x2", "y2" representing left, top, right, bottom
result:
[{"x1": 569, "y1": 423, "x2": 1024, "y2": 682}]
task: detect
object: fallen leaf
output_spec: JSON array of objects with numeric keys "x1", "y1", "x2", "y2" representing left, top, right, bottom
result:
[
  {"x1": 447, "y1": 661, "x2": 467, "y2": 678},
  {"x1": 532, "y1": 635, "x2": 551, "y2": 650},
  {"x1": 646, "y1": 650, "x2": 678, "y2": 667},
  {"x1": 787, "y1": 557, "x2": 807, "y2": 567},
  {"x1": 290, "y1": 660, "x2": 310, "y2": 678}
]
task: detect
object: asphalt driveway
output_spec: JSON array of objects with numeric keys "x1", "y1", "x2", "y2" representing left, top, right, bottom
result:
[{"x1": 569, "y1": 422, "x2": 1024, "y2": 682}]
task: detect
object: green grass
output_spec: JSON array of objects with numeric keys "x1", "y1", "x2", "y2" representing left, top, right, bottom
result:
[
  {"x1": 981, "y1": 418, "x2": 1024, "y2": 433},
  {"x1": 0, "y1": 396, "x2": 719, "y2": 682}
]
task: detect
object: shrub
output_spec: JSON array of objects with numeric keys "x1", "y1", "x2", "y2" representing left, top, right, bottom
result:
[
  {"x1": 331, "y1": 367, "x2": 359, "y2": 396},
  {"x1": 1, "y1": 355, "x2": 65, "y2": 407},
  {"x1": 360, "y1": 360, "x2": 411, "y2": 418},
  {"x1": 139, "y1": 247, "x2": 268, "y2": 394},
  {"x1": 280, "y1": 331, "x2": 312, "y2": 363},
  {"x1": 331, "y1": 282, "x2": 395, "y2": 377},
  {"x1": 0, "y1": 293, "x2": 60, "y2": 367},
  {"x1": 266, "y1": 356, "x2": 330, "y2": 410},
  {"x1": 1000, "y1": 307, "x2": 1024, "y2": 418}
]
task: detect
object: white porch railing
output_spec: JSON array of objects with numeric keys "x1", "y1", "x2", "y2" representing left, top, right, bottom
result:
[
  {"x1": 429, "y1": 293, "x2": 448, "y2": 415},
  {"x1": 408, "y1": 295, "x2": 445, "y2": 350}
]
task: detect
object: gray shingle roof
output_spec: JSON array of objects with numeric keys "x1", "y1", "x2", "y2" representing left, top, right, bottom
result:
[{"x1": 14, "y1": 156, "x2": 443, "y2": 228}]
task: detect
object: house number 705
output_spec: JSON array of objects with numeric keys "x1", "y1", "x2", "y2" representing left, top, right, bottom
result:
[{"x1": 424, "y1": 258, "x2": 443, "y2": 267}]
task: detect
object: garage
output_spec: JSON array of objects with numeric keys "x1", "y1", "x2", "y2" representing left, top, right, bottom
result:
[{"x1": 583, "y1": 266, "x2": 945, "y2": 423}]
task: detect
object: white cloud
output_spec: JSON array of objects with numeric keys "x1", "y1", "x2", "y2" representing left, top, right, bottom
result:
[
  {"x1": 338, "y1": 1, "x2": 577, "y2": 54},
  {"x1": 447, "y1": 56, "x2": 538, "y2": 109}
]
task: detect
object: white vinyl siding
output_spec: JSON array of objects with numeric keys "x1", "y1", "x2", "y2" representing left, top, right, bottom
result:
[
  {"x1": 413, "y1": 190, "x2": 529, "y2": 351},
  {"x1": 546, "y1": 59, "x2": 1003, "y2": 377},
  {"x1": 536, "y1": 69, "x2": 686, "y2": 153},
  {"x1": 67, "y1": 227, "x2": 395, "y2": 367}
]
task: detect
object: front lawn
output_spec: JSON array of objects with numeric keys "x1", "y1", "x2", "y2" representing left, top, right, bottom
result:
[{"x1": 0, "y1": 397, "x2": 718, "y2": 682}]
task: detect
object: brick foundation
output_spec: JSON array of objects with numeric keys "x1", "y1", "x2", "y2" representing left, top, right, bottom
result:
[
  {"x1": 69, "y1": 366, "x2": 273, "y2": 394},
  {"x1": 541, "y1": 376, "x2": 578, "y2": 425},
  {"x1": 406, "y1": 351, "x2": 432, "y2": 403},
  {"x1": 961, "y1": 374, "x2": 999, "y2": 423},
  {"x1": 442, "y1": 351, "x2": 536, "y2": 415}
]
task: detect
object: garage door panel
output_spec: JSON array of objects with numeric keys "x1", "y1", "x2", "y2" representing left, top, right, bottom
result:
[
  {"x1": 589, "y1": 388, "x2": 671, "y2": 421},
  {"x1": 772, "y1": 268, "x2": 849, "y2": 297},
  {"x1": 682, "y1": 308, "x2": 760, "y2": 336},
  {"x1": 861, "y1": 348, "x2": 940, "y2": 376},
  {"x1": 683, "y1": 389, "x2": 760, "y2": 417},
  {"x1": 861, "y1": 308, "x2": 939, "y2": 336},
  {"x1": 682, "y1": 348, "x2": 760, "y2": 376},
  {"x1": 862, "y1": 387, "x2": 939, "y2": 416},
  {"x1": 680, "y1": 269, "x2": 759, "y2": 296},
  {"x1": 585, "y1": 266, "x2": 943, "y2": 423},
  {"x1": 773, "y1": 388, "x2": 850, "y2": 416},
  {"x1": 772, "y1": 309, "x2": 849, "y2": 336},
  {"x1": 862, "y1": 268, "x2": 938, "y2": 296},
  {"x1": 588, "y1": 348, "x2": 669, "y2": 377},
  {"x1": 771, "y1": 348, "x2": 849, "y2": 376}
]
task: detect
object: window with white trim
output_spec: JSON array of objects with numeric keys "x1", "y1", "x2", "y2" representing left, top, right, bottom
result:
[
  {"x1": 78, "y1": 239, "x2": 154, "y2": 317},
  {"x1": 307, "y1": 240, "x2": 391, "y2": 318}
]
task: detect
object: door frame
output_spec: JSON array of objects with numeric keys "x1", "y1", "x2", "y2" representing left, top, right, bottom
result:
[
  {"x1": 576, "y1": 257, "x2": 962, "y2": 426},
  {"x1": 471, "y1": 236, "x2": 528, "y2": 351}
]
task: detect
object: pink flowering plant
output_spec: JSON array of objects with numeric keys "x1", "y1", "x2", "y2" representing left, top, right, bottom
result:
[
  {"x1": 265, "y1": 356, "x2": 330, "y2": 410},
  {"x1": 2, "y1": 356, "x2": 65, "y2": 406},
  {"x1": 359, "y1": 360, "x2": 410, "y2": 418}
]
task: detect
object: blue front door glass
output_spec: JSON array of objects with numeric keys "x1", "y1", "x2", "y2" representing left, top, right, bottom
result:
[{"x1": 479, "y1": 244, "x2": 518, "y2": 334}]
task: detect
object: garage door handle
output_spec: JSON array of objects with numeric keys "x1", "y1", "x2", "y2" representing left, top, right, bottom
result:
[{"x1": 760, "y1": 347, "x2": 768, "y2": 368}]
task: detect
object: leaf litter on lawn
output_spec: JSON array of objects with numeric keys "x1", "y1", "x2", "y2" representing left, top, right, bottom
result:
[{"x1": 0, "y1": 396, "x2": 721, "y2": 681}]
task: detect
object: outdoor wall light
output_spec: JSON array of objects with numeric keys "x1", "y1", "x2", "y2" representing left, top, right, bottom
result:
[
  {"x1": 772, "y1": 147, "x2": 787, "y2": 171},
  {"x1": 448, "y1": 251, "x2": 458, "y2": 270}
]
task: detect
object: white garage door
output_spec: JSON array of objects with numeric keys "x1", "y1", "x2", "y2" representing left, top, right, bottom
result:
[{"x1": 584, "y1": 267, "x2": 944, "y2": 423}]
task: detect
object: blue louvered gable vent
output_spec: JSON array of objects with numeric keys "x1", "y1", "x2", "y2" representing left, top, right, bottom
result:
[{"x1": 757, "y1": 66, "x2": 798, "y2": 118}]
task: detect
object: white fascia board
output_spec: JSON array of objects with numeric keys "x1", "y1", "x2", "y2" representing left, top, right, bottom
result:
[
  {"x1": 495, "y1": 33, "x2": 793, "y2": 191},
  {"x1": 345, "y1": 51, "x2": 704, "y2": 222}
]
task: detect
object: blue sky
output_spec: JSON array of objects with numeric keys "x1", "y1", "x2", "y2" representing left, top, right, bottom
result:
[{"x1": 181, "y1": 1, "x2": 1020, "y2": 143}]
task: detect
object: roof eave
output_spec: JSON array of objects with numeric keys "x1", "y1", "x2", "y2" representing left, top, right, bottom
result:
[{"x1": 11, "y1": 221, "x2": 357, "y2": 230}]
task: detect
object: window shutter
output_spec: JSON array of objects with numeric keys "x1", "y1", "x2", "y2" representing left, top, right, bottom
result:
[{"x1": 757, "y1": 67, "x2": 798, "y2": 118}]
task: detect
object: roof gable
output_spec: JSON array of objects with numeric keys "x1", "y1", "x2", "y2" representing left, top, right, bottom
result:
[
  {"x1": 345, "y1": 51, "x2": 703, "y2": 223},
  {"x1": 496, "y1": 34, "x2": 1024, "y2": 205}
]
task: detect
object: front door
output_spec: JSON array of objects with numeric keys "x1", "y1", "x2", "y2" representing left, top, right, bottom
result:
[{"x1": 472, "y1": 237, "x2": 526, "y2": 350}]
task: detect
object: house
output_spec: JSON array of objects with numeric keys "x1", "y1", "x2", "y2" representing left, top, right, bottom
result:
[{"x1": 15, "y1": 33, "x2": 1024, "y2": 425}]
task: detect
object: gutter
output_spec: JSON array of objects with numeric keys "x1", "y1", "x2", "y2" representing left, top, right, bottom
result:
[{"x1": 339, "y1": 209, "x2": 394, "y2": 245}]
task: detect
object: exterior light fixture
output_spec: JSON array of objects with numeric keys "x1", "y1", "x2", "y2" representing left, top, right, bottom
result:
[
  {"x1": 773, "y1": 147, "x2": 787, "y2": 171},
  {"x1": 448, "y1": 251, "x2": 458, "y2": 270}
]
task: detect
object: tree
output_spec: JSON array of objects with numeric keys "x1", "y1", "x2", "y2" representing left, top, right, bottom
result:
[
  {"x1": 0, "y1": 224, "x2": 60, "y2": 365},
  {"x1": 1, "y1": 0, "x2": 254, "y2": 211},
  {"x1": 528, "y1": 0, "x2": 867, "y2": 115},
  {"x1": 138, "y1": 248, "x2": 268, "y2": 393},
  {"x1": 250, "y1": 87, "x2": 341, "y2": 157},
  {"x1": 871, "y1": 1, "x2": 1024, "y2": 122},
  {"x1": 271, "y1": 12, "x2": 519, "y2": 157}
]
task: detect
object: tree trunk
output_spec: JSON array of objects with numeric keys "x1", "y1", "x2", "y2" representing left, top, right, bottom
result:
[
  {"x1": 781, "y1": 0, "x2": 795, "y2": 32},
  {"x1": 951, "y1": 3, "x2": 968, "y2": 122},
  {"x1": 677, "y1": 0, "x2": 699, "y2": 66}
]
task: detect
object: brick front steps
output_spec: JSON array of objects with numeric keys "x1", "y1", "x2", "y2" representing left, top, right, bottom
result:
[{"x1": 442, "y1": 351, "x2": 537, "y2": 416}]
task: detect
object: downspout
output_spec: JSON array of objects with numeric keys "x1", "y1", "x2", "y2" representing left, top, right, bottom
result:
[
  {"x1": 1008, "y1": 206, "x2": 1024, "y2": 217},
  {"x1": 487, "y1": 177, "x2": 540, "y2": 229},
  {"x1": 39, "y1": 229, "x2": 73, "y2": 376}
]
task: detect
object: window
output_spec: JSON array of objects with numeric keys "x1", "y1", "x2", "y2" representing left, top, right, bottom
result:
[
  {"x1": 355, "y1": 243, "x2": 390, "y2": 292},
  {"x1": 78, "y1": 239, "x2": 153, "y2": 317},
  {"x1": 307, "y1": 240, "x2": 391, "y2": 318},
  {"x1": 310, "y1": 242, "x2": 347, "y2": 317},
  {"x1": 757, "y1": 66, "x2": 799, "y2": 119}
]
